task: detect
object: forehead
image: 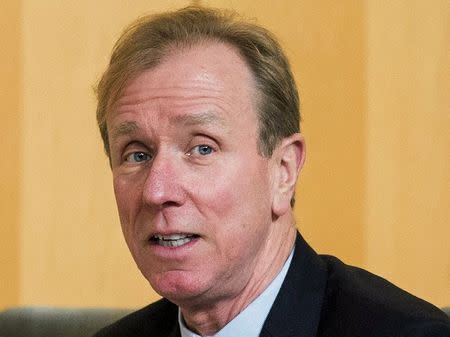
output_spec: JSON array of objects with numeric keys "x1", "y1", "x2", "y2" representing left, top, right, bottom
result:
[{"x1": 109, "y1": 41, "x2": 259, "y2": 125}]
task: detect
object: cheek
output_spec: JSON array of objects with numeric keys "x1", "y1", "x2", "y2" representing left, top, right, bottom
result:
[
  {"x1": 113, "y1": 175, "x2": 143, "y2": 234},
  {"x1": 113, "y1": 178, "x2": 129, "y2": 217},
  {"x1": 210, "y1": 160, "x2": 271, "y2": 211},
  {"x1": 194, "y1": 159, "x2": 272, "y2": 241}
]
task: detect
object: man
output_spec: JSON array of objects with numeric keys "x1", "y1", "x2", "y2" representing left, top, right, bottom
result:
[{"x1": 93, "y1": 6, "x2": 449, "y2": 337}]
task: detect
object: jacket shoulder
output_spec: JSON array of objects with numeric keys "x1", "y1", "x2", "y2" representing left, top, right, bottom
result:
[
  {"x1": 318, "y1": 255, "x2": 450, "y2": 337},
  {"x1": 92, "y1": 298, "x2": 178, "y2": 337}
]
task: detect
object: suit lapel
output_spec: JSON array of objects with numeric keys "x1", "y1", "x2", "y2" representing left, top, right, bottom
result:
[
  {"x1": 166, "y1": 322, "x2": 181, "y2": 337},
  {"x1": 259, "y1": 232, "x2": 327, "y2": 337}
]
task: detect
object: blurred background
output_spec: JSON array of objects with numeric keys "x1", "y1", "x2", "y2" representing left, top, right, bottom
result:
[{"x1": 1, "y1": 0, "x2": 449, "y2": 310}]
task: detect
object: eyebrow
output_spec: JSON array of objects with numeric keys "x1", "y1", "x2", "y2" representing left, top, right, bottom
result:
[
  {"x1": 110, "y1": 121, "x2": 138, "y2": 141},
  {"x1": 109, "y1": 112, "x2": 226, "y2": 141}
]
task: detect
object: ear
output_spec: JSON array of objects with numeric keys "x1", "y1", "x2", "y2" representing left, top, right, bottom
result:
[{"x1": 271, "y1": 133, "x2": 305, "y2": 217}]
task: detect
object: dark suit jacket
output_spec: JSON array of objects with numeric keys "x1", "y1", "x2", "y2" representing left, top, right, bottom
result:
[{"x1": 93, "y1": 233, "x2": 450, "y2": 336}]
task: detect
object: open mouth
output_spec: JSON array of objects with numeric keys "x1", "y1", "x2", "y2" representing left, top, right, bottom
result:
[{"x1": 150, "y1": 234, "x2": 199, "y2": 248}]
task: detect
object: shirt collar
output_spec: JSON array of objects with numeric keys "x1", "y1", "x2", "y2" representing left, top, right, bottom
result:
[{"x1": 179, "y1": 248, "x2": 295, "y2": 337}]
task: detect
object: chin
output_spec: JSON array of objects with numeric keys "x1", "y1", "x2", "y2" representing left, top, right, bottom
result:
[{"x1": 148, "y1": 270, "x2": 208, "y2": 304}]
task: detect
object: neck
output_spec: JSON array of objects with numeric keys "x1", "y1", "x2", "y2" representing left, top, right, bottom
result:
[{"x1": 180, "y1": 216, "x2": 297, "y2": 336}]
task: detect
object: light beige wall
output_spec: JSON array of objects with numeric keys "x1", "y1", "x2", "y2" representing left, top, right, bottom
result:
[
  {"x1": 365, "y1": 0, "x2": 450, "y2": 306},
  {"x1": 0, "y1": 0, "x2": 21, "y2": 309},
  {"x1": 2, "y1": 0, "x2": 449, "y2": 310}
]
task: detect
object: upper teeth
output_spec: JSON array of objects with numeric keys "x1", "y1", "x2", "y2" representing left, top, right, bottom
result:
[
  {"x1": 154, "y1": 234, "x2": 193, "y2": 241},
  {"x1": 153, "y1": 234, "x2": 195, "y2": 248}
]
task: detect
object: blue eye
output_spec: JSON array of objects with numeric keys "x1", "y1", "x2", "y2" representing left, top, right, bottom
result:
[
  {"x1": 193, "y1": 145, "x2": 213, "y2": 156},
  {"x1": 126, "y1": 152, "x2": 150, "y2": 163}
]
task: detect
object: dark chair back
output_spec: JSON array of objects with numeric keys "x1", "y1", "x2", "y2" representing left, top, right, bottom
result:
[{"x1": 0, "y1": 306, "x2": 133, "y2": 337}]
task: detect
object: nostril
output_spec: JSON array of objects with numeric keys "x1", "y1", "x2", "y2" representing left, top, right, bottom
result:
[{"x1": 162, "y1": 200, "x2": 180, "y2": 208}]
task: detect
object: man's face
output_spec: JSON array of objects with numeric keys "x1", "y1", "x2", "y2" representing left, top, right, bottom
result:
[{"x1": 107, "y1": 42, "x2": 279, "y2": 305}]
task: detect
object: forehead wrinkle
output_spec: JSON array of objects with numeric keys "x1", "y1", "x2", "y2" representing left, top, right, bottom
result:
[
  {"x1": 116, "y1": 82, "x2": 224, "y2": 106},
  {"x1": 172, "y1": 111, "x2": 226, "y2": 128}
]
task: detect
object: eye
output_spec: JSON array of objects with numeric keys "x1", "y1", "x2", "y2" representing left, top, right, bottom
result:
[
  {"x1": 190, "y1": 144, "x2": 214, "y2": 156},
  {"x1": 125, "y1": 151, "x2": 151, "y2": 163}
]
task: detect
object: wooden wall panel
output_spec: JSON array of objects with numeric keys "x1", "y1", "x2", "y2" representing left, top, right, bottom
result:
[
  {"x1": 0, "y1": 0, "x2": 21, "y2": 310},
  {"x1": 366, "y1": 0, "x2": 450, "y2": 306}
]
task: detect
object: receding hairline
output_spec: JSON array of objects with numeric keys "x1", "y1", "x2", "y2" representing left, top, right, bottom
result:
[{"x1": 103, "y1": 38, "x2": 261, "y2": 122}]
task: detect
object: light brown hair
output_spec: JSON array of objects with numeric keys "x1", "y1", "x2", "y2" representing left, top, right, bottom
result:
[{"x1": 96, "y1": 6, "x2": 300, "y2": 158}]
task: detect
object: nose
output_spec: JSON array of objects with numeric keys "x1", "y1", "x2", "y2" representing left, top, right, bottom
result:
[{"x1": 141, "y1": 152, "x2": 186, "y2": 209}]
